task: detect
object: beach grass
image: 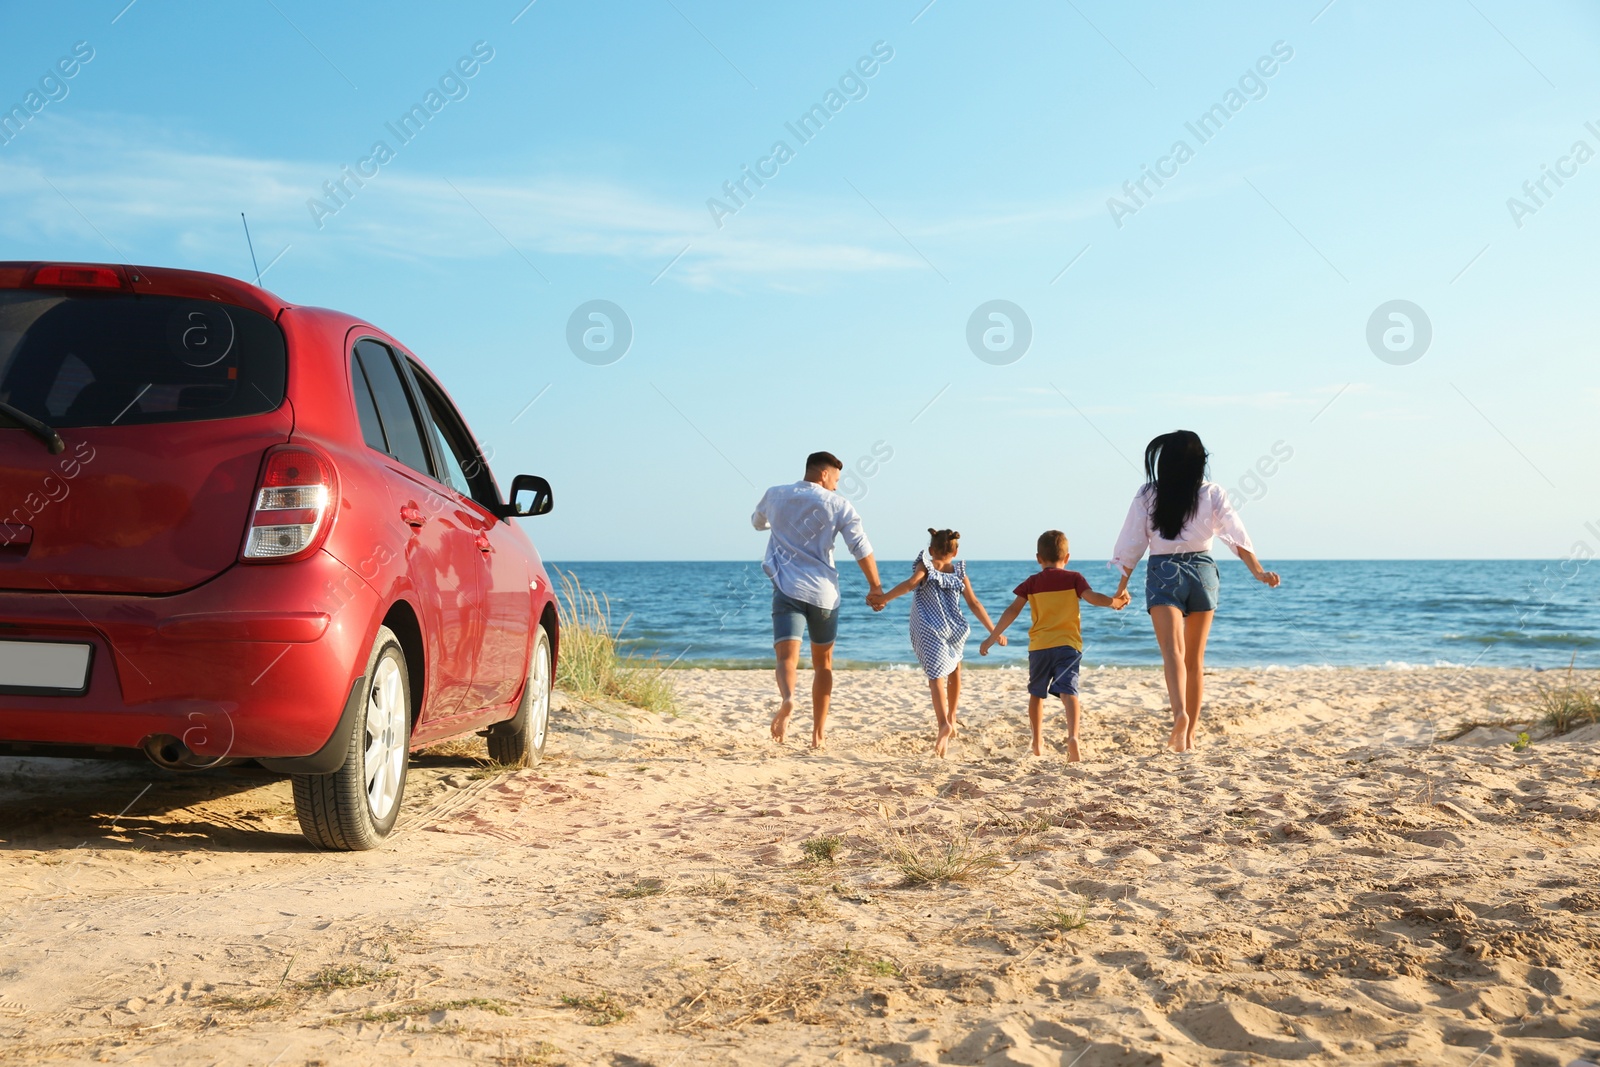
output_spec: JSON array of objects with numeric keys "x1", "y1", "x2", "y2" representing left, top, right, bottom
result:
[
  {"x1": 1037, "y1": 897, "x2": 1091, "y2": 933},
  {"x1": 559, "y1": 990, "x2": 629, "y2": 1026},
  {"x1": 1533, "y1": 659, "x2": 1600, "y2": 735},
  {"x1": 497, "y1": 1041, "x2": 563, "y2": 1065},
  {"x1": 884, "y1": 823, "x2": 1012, "y2": 887},
  {"x1": 554, "y1": 570, "x2": 676, "y2": 715},
  {"x1": 800, "y1": 835, "x2": 844, "y2": 864},
  {"x1": 298, "y1": 963, "x2": 394, "y2": 992},
  {"x1": 350, "y1": 997, "x2": 510, "y2": 1024}
]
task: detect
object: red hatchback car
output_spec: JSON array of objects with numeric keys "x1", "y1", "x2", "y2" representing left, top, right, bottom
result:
[{"x1": 0, "y1": 262, "x2": 558, "y2": 850}]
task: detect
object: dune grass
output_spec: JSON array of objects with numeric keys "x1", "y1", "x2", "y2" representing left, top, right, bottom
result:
[
  {"x1": 1037, "y1": 897, "x2": 1091, "y2": 933},
  {"x1": 884, "y1": 823, "x2": 1012, "y2": 887},
  {"x1": 1533, "y1": 659, "x2": 1600, "y2": 735},
  {"x1": 614, "y1": 877, "x2": 666, "y2": 899},
  {"x1": 297, "y1": 963, "x2": 394, "y2": 992},
  {"x1": 559, "y1": 990, "x2": 629, "y2": 1026},
  {"x1": 553, "y1": 570, "x2": 676, "y2": 715},
  {"x1": 801, "y1": 835, "x2": 844, "y2": 864},
  {"x1": 355, "y1": 997, "x2": 509, "y2": 1024}
]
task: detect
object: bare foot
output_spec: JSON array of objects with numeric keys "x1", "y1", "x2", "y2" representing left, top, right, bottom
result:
[
  {"x1": 934, "y1": 723, "x2": 954, "y2": 758},
  {"x1": 770, "y1": 700, "x2": 793, "y2": 743},
  {"x1": 948, "y1": 714, "x2": 960, "y2": 738},
  {"x1": 1065, "y1": 737, "x2": 1081, "y2": 763},
  {"x1": 810, "y1": 733, "x2": 825, "y2": 750},
  {"x1": 1030, "y1": 740, "x2": 1043, "y2": 756},
  {"x1": 1167, "y1": 718, "x2": 1188, "y2": 753}
]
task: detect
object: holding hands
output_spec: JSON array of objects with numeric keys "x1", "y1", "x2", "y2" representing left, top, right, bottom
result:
[
  {"x1": 869, "y1": 564, "x2": 924, "y2": 612},
  {"x1": 1112, "y1": 573, "x2": 1133, "y2": 612},
  {"x1": 978, "y1": 631, "x2": 1008, "y2": 656}
]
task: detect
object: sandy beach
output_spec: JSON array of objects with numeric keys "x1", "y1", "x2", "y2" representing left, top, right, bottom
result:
[{"x1": 2, "y1": 665, "x2": 1598, "y2": 1065}]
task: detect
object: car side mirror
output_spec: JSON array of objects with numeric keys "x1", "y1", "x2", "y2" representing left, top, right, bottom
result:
[{"x1": 501, "y1": 474, "x2": 553, "y2": 518}]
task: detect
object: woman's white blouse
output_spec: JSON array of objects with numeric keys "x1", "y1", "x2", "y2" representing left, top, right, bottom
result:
[{"x1": 1109, "y1": 481, "x2": 1254, "y2": 574}]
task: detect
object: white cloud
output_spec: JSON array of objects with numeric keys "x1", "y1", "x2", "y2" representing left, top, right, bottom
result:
[
  {"x1": 2, "y1": 112, "x2": 1210, "y2": 292},
  {"x1": 0, "y1": 114, "x2": 939, "y2": 289}
]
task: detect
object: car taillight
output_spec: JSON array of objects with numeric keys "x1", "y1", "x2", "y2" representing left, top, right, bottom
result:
[
  {"x1": 241, "y1": 445, "x2": 338, "y2": 562},
  {"x1": 28, "y1": 264, "x2": 127, "y2": 289}
]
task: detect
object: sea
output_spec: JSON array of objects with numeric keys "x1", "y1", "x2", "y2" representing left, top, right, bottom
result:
[{"x1": 550, "y1": 560, "x2": 1600, "y2": 671}]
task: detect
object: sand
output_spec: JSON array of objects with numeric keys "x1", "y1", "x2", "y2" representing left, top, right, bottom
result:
[{"x1": 2, "y1": 665, "x2": 1598, "y2": 1066}]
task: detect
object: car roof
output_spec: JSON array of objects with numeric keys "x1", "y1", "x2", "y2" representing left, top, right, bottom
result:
[{"x1": 0, "y1": 261, "x2": 291, "y2": 319}]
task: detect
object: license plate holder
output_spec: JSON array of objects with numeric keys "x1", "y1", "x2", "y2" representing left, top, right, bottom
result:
[{"x1": 0, "y1": 640, "x2": 94, "y2": 696}]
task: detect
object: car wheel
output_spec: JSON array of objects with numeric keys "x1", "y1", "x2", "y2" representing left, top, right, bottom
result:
[
  {"x1": 487, "y1": 623, "x2": 552, "y2": 768},
  {"x1": 292, "y1": 625, "x2": 411, "y2": 850}
]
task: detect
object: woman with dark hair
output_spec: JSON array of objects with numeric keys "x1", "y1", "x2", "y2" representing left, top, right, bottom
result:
[{"x1": 1111, "y1": 431, "x2": 1280, "y2": 752}]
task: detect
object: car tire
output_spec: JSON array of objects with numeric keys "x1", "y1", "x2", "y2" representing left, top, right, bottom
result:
[
  {"x1": 292, "y1": 625, "x2": 411, "y2": 851},
  {"x1": 487, "y1": 623, "x2": 552, "y2": 768}
]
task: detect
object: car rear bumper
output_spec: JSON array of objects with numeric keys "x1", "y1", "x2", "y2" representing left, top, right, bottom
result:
[{"x1": 0, "y1": 550, "x2": 378, "y2": 762}]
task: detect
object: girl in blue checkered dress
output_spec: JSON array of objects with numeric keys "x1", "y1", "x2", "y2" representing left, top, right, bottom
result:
[{"x1": 871, "y1": 529, "x2": 1005, "y2": 756}]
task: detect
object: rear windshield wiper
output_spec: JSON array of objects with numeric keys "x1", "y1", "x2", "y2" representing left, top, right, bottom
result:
[{"x1": 0, "y1": 400, "x2": 66, "y2": 455}]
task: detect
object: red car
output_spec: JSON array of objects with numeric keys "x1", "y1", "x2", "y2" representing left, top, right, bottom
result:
[{"x1": 0, "y1": 262, "x2": 558, "y2": 850}]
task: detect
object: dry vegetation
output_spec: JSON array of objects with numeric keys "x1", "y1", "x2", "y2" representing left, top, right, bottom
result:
[
  {"x1": 1442, "y1": 659, "x2": 1600, "y2": 744},
  {"x1": 1533, "y1": 658, "x2": 1600, "y2": 734},
  {"x1": 552, "y1": 570, "x2": 676, "y2": 715}
]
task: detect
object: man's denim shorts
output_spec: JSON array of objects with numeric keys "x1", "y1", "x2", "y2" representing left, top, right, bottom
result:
[
  {"x1": 1145, "y1": 552, "x2": 1219, "y2": 616},
  {"x1": 1027, "y1": 645, "x2": 1082, "y2": 698},
  {"x1": 772, "y1": 587, "x2": 839, "y2": 645}
]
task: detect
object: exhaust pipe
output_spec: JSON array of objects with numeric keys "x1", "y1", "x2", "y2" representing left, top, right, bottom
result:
[{"x1": 141, "y1": 734, "x2": 235, "y2": 770}]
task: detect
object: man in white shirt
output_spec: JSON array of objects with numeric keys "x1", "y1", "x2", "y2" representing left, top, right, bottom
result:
[{"x1": 752, "y1": 451, "x2": 884, "y2": 747}]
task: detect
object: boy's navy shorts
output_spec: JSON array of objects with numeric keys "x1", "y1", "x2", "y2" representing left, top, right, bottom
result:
[{"x1": 1027, "y1": 645, "x2": 1082, "y2": 698}]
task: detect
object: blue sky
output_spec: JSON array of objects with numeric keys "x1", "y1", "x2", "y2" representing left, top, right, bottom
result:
[{"x1": 2, "y1": 1, "x2": 1596, "y2": 562}]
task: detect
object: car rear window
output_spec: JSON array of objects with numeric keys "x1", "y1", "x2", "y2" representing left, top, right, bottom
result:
[{"x1": 0, "y1": 291, "x2": 286, "y2": 428}]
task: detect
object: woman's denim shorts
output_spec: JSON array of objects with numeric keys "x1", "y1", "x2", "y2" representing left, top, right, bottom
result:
[{"x1": 1145, "y1": 552, "x2": 1219, "y2": 616}]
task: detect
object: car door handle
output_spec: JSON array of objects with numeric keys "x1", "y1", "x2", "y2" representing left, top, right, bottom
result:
[
  {"x1": 400, "y1": 504, "x2": 425, "y2": 528},
  {"x1": 474, "y1": 531, "x2": 492, "y2": 554},
  {"x1": 0, "y1": 523, "x2": 31, "y2": 556}
]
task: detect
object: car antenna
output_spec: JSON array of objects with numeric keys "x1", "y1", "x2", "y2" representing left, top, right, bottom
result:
[{"x1": 240, "y1": 212, "x2": 262, "y2": 286}]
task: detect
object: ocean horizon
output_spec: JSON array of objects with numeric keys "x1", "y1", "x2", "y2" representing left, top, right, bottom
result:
[{"x1": 552, "y1": 559, "x2": 1600, "y2": 671}]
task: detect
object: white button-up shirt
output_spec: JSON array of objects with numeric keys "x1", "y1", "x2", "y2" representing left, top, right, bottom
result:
[
  {"x1": 752, "y1": 481, "x2": 873, "y2": 610},
  {"x1": 1110, "y1": 481, "x2": 1254, "y2": 575}
]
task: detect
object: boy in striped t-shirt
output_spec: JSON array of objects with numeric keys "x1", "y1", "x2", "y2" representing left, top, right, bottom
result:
[{"x1": 980, "y1": 530, "x2": 1129, "y2": 759}]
